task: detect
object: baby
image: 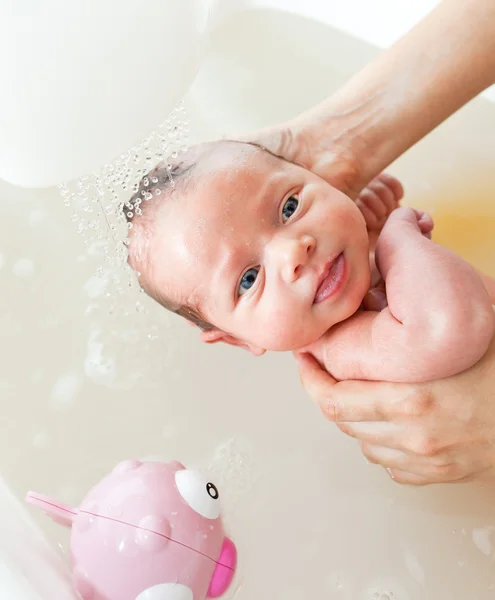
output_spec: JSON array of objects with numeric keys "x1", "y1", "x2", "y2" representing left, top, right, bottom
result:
[{"x1": 126, "y1": 140, "x2": 495, "y2": 383}]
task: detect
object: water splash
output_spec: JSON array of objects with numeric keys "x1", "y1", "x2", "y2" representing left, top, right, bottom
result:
[
  {"x1": 59, "y1": 103, "x2": 189, "y2": 388},
  {"x1": 207, "y1": 439, "x2": 258, "y2": 525}
]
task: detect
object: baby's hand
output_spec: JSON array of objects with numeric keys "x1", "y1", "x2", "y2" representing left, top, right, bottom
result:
[
  {"x1": 361, "y1": 207, "x2": 434, "y2": 313},
  {"x1": 412, "y1": 208, "x2": 434, "y2": 238},
  {"x1": 356, "y1": 173, "x2": 404, "y2": 230},
  {"x1": 384, "y1": 206, "x2": 434, "y2": 239}
]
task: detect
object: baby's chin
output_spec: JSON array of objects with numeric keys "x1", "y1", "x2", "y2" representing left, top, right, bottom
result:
[{"x1": 255, "y1": 323, "x2": 330, "y2": 353}]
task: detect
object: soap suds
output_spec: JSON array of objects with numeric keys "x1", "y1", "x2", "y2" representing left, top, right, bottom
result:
[
  {"x1": 50, "y1": 371, "x2": 83, "y2": 409},
  {"x1": 12, "y1": 258, "x2": 35, "y2": 278}
]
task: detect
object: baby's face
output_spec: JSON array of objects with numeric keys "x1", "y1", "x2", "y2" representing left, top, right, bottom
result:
[{"x1": 143, "y1": 145, "x2": 370, "y2": 351}]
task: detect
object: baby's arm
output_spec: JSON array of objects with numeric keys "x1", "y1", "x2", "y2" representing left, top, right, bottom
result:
[
  {"x1": 474, "y1": 268, "x2": 495, "y2": 304},
  {"x1": 309, "y1": 207, "x2": 495, "y2": 383}
]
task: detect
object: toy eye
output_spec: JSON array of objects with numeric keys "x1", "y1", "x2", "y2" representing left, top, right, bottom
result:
[
  {"x1": 175, "y1": 470, "x2": 221, "y2": 520},
  {"x1": 206, "y1": 482, "x2": 219, "y2": 499}
]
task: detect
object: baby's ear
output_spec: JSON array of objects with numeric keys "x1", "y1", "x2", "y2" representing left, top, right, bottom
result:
[{"x1": 200, "y1": 329, "x2": 266, "y2": 356}]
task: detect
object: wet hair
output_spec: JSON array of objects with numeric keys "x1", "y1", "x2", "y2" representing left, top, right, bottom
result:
[
  {"x1": 124, "y1": 156, "x2": 215, "y2": 331},
  {"x1": 124, "y1": 139, "x2": 281, "y2": 331}
]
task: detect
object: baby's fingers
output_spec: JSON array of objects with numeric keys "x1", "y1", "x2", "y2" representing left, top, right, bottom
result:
[
  {"x1": 356, "y1": 173, "x2": 404, "y2": 230},
  {"x1": 413, "y1": 208, "x2": 434, "y2": 237},
  {"x1": 372, "y1": 173, "x2": 404, "y2": 209},
  {"x1": 357, "y1": 188, "x2": 388, "y2": 228}
]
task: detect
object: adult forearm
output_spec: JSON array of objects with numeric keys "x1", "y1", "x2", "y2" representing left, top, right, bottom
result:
[{"x1": 299, "y1": 0, "x2": 495, "y2": 194}]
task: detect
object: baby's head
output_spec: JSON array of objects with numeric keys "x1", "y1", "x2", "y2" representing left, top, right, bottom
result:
[{"x1": 126, "y1": 140, "x2": 370, "y2": 355}]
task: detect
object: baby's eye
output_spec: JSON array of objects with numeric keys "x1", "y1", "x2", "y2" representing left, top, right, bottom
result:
[
  {"x1": 238, "y1": 267, "x2": 259, "y2": 295},
  {"x1": 282, "y1": 195, "x2": 299, "y2": 223}
]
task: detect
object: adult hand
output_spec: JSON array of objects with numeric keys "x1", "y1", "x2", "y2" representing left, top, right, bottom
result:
[
  {"x1": 242, "y1": 120, "x2": 403, "y2": 230},
  {"x1": 295, "y1": 329, "x2": 495, "y2": 485},
  {"x1": 241, "y1": 0, "x2": 495, "y2": 200}
]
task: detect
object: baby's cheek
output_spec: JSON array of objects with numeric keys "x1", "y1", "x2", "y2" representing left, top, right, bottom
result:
[{"x1": 257, "y1": 308, "x2": 319, "y2": 351}]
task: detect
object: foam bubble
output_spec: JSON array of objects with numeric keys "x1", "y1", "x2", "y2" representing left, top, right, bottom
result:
[
  {"x1": 28, "y1": 209, "x2": 45, "y2": 226},
  {"x1": 32, "y1": 431, "x2": 49, "y2": 448},
  {"x1": 364, "y1": 579, "x2": 408, "y2": 600},
  {"x1": 43, "y1": 317, "x2": 60, "y2": 328},
  {"x1": 84, "y1": 328, "x2": 117, "y2": 386},
  {"x1": 12, "y1": 258, "x2": 35, "y2": 278},
  {"x1": 50, "y1": 371, "x2": 83, "y2": 409},
  {"x1": 84, "y1": 273, "x2": 108, "y2": 299},
  {"x1": 472, "y1": 527, "x2": 495, "y2": 556}
]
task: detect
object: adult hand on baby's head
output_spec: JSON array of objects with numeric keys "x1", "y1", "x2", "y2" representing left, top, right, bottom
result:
[
  {"x1": 239, "y1": 123, "x2": 403, "y2": 230},
  {"x1": 295, "y1": 329, "x2": 495, "y2": 486},
  {"x1": 237, "y1": 117, "x2": 364, "y2": 198}
]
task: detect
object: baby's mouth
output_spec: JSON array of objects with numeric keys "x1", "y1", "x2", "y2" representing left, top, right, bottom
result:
[{"x1": 314, "y1": 253, "x2": 346, "y2": 304}]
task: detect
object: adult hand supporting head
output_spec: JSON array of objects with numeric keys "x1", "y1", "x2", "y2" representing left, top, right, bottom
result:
[
  {"x1": 295, "y1": 328, "x2": 495, "y2": 486},
  {"x1": 240, "y1": 0, "x2": 495, "y2": 200}
]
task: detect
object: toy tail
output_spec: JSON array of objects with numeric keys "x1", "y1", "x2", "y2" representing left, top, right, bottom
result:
[{"x1": 25, "y1": 491, "x2": 77, "y2": 528}]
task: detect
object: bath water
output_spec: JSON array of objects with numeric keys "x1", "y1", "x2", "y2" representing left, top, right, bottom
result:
[{"x1": 411, "y1": 178, "x2": 495, "y2": 277}]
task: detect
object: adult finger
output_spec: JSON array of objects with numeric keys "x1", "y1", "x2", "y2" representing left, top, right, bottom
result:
[
  {"x1": 386, "y1": 464, "x2": 465, "y2": 486},
  {"x1": 333, "y1": 378, "x2": 434, "y2": 423},
  {"x1": 338, "y1": 421, "x2": 401, "y2": 448},
  {"x1": 296, "y1": 353, "x2": 338, "y2": 414},
  {"x1": 361, "y1": 443, "x2": 411, "y2": 468},
  {"x1": 386, "y1": 469, "x2": 431, "y2": 486},
  {"x1": 296, "y1": 354, "x2": 389, "y2": 422}
]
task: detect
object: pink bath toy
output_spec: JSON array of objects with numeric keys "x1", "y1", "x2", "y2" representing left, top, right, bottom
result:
[{"x1": 26, "y1": 460, "x2": 237, "y2": 600}]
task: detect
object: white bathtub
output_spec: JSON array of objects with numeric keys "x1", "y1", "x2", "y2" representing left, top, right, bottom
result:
[{"x1": 2, "y1": 4, "x2": 495, "y2": 600}]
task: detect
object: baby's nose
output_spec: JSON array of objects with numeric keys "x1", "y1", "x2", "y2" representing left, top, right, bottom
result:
[{"x1": 279, "y1": 235, "x2": 315, "y2": 283}]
